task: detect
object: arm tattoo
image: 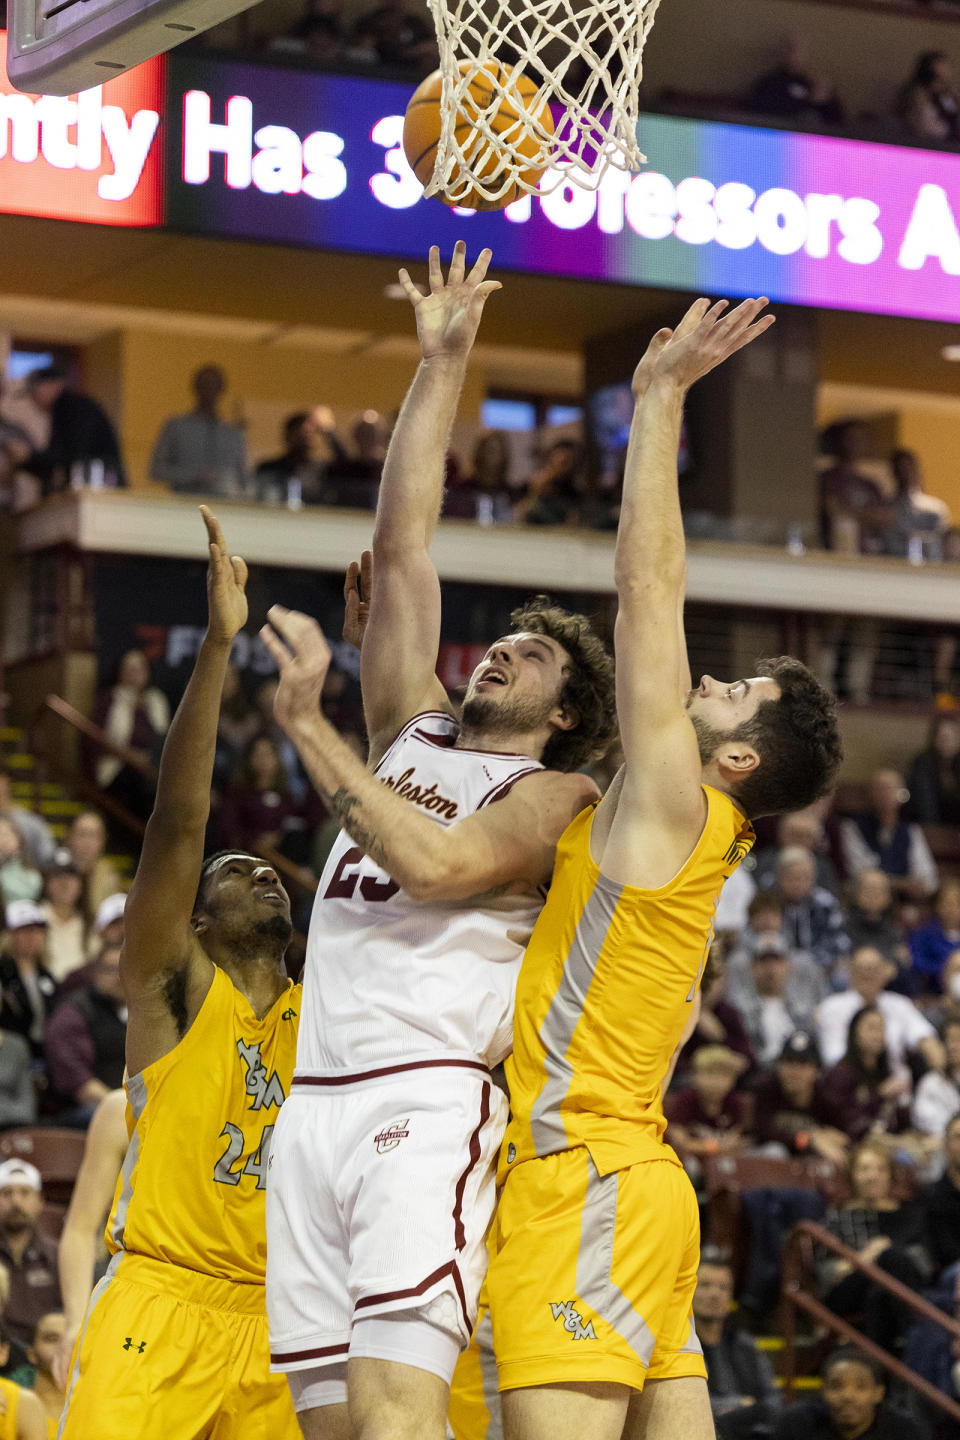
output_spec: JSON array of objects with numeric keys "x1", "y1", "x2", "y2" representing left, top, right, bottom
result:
[{"x1": 329, "y1": 787, "x2": 390, "y2": 868}]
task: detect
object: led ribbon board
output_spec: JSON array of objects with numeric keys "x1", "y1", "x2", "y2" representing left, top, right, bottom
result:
[{"x1": 6, "y1": 37, "x2": 960, "y2": 323}]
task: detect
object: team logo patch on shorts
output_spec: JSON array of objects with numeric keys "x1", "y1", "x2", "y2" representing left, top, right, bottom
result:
[
  {"x1": 550, "y1": 1301, "x2": 596, "y2": 1340},
  {"x1": 374, "y1": 1119, "x2": 411, "y2": 1153}
]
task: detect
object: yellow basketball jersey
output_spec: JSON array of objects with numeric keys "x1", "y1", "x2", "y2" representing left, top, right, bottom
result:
[
  {"x1": 107, "y1": 965, "x2": 301, "y2": 1284},
  {"x1": 502, "y1": 788, "x2": 753, "y2": 1178},
  {"x1": 0, "y1": 1378, "x2": 17, "y2": 1440}
]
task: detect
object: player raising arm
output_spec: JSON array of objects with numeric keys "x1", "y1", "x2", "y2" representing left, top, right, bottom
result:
[
  {"x1": 484, "y1": 299, "x2": 843, "y2": 1440},
  {"x1": 262, "y1": 245, "x2": 615, "y2": 1440},
  {"x1": 59, "y1": 508, "x2": 300, "y2": 1440}
]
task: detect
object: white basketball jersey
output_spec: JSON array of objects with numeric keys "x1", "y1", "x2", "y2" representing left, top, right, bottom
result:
[{"x1": 297, "y1": 712, "x2": 546, "y2": 1074}]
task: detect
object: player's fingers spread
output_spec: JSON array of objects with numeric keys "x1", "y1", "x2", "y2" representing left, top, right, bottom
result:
[
  {"x1": 703, "y1": 299, "x2": 729, "y2": 326},
  {"x1": 397, "y1": 270, "x2": 422, "y2": 305},
  {"x1": 674, "y1": 298, "x2": 711, "y2": 336},
  {"x1": 448, "y1": 239, "x2": 467, "y2": 284},
  {"x1": 475, "y1": 280, "x2": 502, "y2": 300},
  {"x1": 467, "y1": 247, "x2": 494, "y2": 285},
  {"x1": 428, "y1": 245, "x2": 443, "y2": 291}
]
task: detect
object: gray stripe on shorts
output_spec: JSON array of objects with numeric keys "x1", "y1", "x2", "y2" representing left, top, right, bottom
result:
[
  {"x1": 678, "y1": 1315, "x2": 703, "y2": 1356},
  {"x1": 109, "y1": 1073, "x2": 147, "y2": 1251},
  {"x1": 57, "y1": 1250, "x2": 124, "y2": 1439},
  {"x1": 529, "y1": 878, "x2": 622, "y2": 1157},
  {"x1": 575, "y1": 1157, "x2": 655, "y2": 1368},
  {"x1": 474, "y1": 1311, "x2": 503, "y2": 1440}
]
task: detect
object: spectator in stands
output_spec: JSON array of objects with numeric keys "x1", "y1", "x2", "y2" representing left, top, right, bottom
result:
[
  {"x1": 664, "y1": 1046, "x2": 749, "y2": 1176},
  {"x1": 886, "y1": 449, "x2": 950, "y2": 562},
  {"x1": 0, "y1": 770, "x2": 54, "y2": 871},
  {"x1": 0, "y1": 1160, "x2": 61, "y2": 1348},
  {"x1": 89, "y1": 893, "x2": 125, "y2": 957},
  {"x1": 90, "y1": 649, "x2": 170, "y2": 822},
  {"x1": 910, "y1": 879, "x2": 960, "y2": 995},
  {"x1": 751, "y1": 1031, "x2": 849, "y2": 1166},
  {"x1": 0, "y1": 419, "x2": 31, "y2": 512},
  {"x1": 817, "y1": 946, "x2": 941, "y2": 1072},
  {"x1": 0, "y1": 1026, "x2": 36, "y2": 1131},
  {"x1": 0, "y1": 1318, "x2": 46, "y2": 1439},
  {"x1": 819, "y1": 420, "x2": 890, "y2": 555},
  {"x1": 21, "y1": 366, "x2": 125, "y2": 494},
  {"x1": 0, "y1": 823, "x2": 41, "y2": 909},
  {"x1": 841, "y1": 768, "x2": 938, "y2": 901},
  {"x1": 776, "y1": 846, "x2": 850, "y2": 977},
  {"x1": 267, "y1": 0, "x2": 344, "y2": 58},
  {"x1": 64, "y1": 813, "x2": 125, "y2": 927},
  {"x1": 148, "y1": 365, "x2": 247, "y2": 498},
  {"x1": 754, "y1": 807, "x2": 839, "y2": 894},
  {"x1": 922, "y1": 1113, "x2": 960, "y2": 1276},
  {"x1": 733, "y1": 934, "x2": 823, "y2": 1066},
  {"x1": 323, "y1": 410, "x2": 388, "y2": 502},
  {"x1": 44, "y1": 940, "x2": 125, "y2": 1126},
  {"x1": 693, "y1": 1250, "x2": 780, "y2": 1440},
  {"x1": 218, "y1": 734, "x2": 300, "y2": 856},
  {"x1": 844, "y1": 869, "x2": 910, "y2": 977},
  {"x1": 678, "y1": 947, "x2": 754, "y2": 1075},
  {"x1": 27, "y1": 1312, "x2": 65, "y2": 1434},
  {"x1": 515, "y1": 440, "x2": 586, "y2": 526},
  {"x1": 816, "y1": 420, "x2": 887, "y2": 703},
  {"x1": 908, "y1": 714, "x2": 960, "y2": 826},
  {"x1": 821, "y1": 1139, "x2": 929, "y2": 1361},
  {"x1": 897, "y1": 51, "x2": 960, "y2": 145},
  {"x1": 469, "y1": 431, "x2": 511, "y2": 498},
  {"x1": 350, "y1": 0, "x2": 435, "y2": 69},
  {"x1": 913, "y1": 1017, "x2": 960, "y2": 1139},
  {"x1": 927, "y1": 949, "x2": 960, "y2": 1034},
  {"x1": 213, "y1": 665, "x2": 261, "y2": 791},
  {"x1": 773, "y1": 1346, "x2": 927, "y2": 1439},
  {"x1": 253, "y1": 408, "x2": 346, "y2": 506},
  {"x1": 40, "y1": 853, "x2": 87, "y2": 986},
  {"x1": 252, "y1": 679, "x2": 308, "y2": 802},
  {"x1": 746, "y1": 34, "x2": 844, "y2": 127},
  {"x1": 902, "y1": 1262, "x2": 960, "y2": 1436},
  {"x1": 0, "y1": 902, "x2": 56, "y2": 1058},
  {"x1": 825, "y1": 1005, "x2": 912, "y2": 1141}
]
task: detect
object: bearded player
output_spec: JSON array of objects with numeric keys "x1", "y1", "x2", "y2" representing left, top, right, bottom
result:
[
  {"x1": 262, "y1": 243, "x2": 615, "y2": 1440},
  {"x1": 484, "y1": 298, "x2": 842, "y2": 1440},
  {"x1": 59, "y1": 508, "x2": 300, "y2": 1440}
]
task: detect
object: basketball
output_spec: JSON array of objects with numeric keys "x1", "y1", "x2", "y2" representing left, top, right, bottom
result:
[{"x1": 403, "y1": 59, "x2": 555, "y2": 211}]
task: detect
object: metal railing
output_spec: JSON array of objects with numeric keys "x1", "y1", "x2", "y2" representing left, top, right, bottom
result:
[
  {"x1": 782, "y1": 1219, "x2": 960, "y2": 1423},
  {"x1": 31, "y1": 694, "x2": 317, "y2": 903}
]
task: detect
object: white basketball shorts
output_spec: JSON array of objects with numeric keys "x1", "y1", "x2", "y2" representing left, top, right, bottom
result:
[{"x1": 266, "y1": 1059, "x2": 507, "y2": 1379}]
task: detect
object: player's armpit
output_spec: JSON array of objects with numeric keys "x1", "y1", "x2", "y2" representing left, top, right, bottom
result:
[
  {"x1": 592, "y1": 718, "x2": 706, "y2": 890},
  {"x1": 411, "y1": 768, "x2": 599, "y2": 902}
]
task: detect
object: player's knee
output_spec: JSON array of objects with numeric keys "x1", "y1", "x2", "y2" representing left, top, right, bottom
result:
[
  {"x1": 351, "y1": 1400, "x2": 445, "y2": 1440},
  {"x1": 349, "y1": 1355, "x2": 449, "y2": 1440}
]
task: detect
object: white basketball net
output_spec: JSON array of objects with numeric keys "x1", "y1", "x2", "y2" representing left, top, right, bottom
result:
[{"x1": 423, "y1": 0, "x2": 662, "y2": 206}]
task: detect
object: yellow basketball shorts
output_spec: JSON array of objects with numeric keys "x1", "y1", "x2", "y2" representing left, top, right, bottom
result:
[
  {"x1": 59, "y1": 1253, "x2": 300, "y2": 1440},
  {"x1": 485, "y1": 1148, "x2": 706, "y2": 1394},
  {"x1": 448, "y1": 1305, "x2": 502, "y2": 1440}
]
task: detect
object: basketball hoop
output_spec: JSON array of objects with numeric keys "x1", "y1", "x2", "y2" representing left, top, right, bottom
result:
[{"x1": 422, "y1": 0, "x2": 662, "y2": 206}]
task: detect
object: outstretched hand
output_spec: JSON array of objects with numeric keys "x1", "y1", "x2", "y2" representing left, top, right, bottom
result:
[
  {"x1": 343, "y1": 550, "x2": 373, "y2": 651},
  {"x1": 201, "y1": 505, "x2": 248, "y2": 644},
  {"x1": 398, "y1": 241, "x2": 502, "y2": 362},
  {"x1": 632, "y1": 296, "x2": 775, "y2": 400},
  {"x1": 260, "y1": 606, "x2": 332, "y2": 731}
]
